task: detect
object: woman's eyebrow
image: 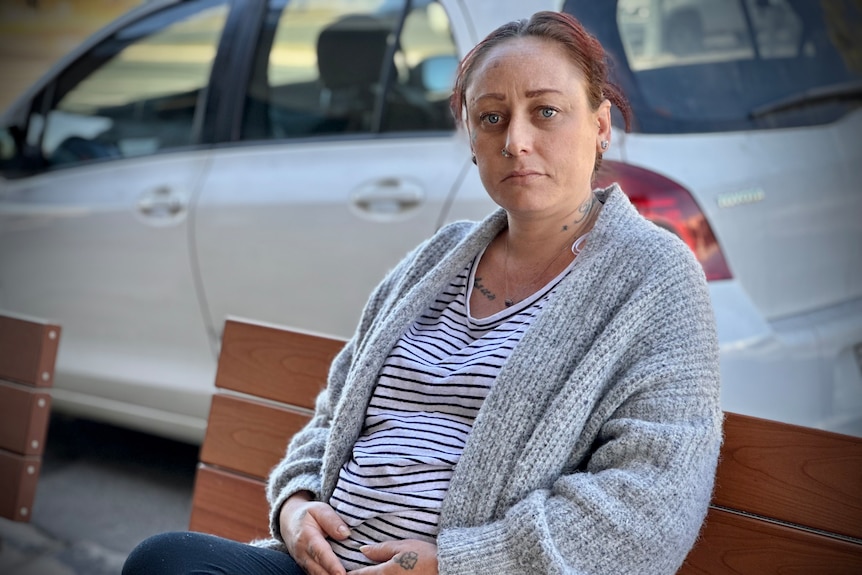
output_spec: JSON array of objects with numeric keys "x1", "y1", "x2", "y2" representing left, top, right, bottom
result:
[
  {"x1": 472, "y1": 88, "x2": 563, "y2": 104},
  {"x1": 525, "y1": 88, "x2": 563, "y2": 98},
  {"x1": 471, "y1": 92, "x2": 506, "y2": 104}
]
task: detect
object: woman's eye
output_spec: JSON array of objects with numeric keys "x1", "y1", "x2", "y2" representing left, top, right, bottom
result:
[
  {"x1": 540, "y1": 107, "x2": 557, "y2": 118},
  {"x1": 482, "y1": 113, "x2": 501, "y2": 125}
]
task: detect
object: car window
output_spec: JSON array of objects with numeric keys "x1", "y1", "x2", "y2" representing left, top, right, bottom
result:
[
  {"x1": 25, "y1": 0, "x2": 229, "y2": 170},
  {"x1": 241, "y1": 0, "x2": 457, "y2": 140},
  {"x1": 619, "y1": 0, "x2": 802, "y2": 68},
  {"x1": 567, "y1": 0, "x2": 862, "y2": 133},
  {"x1": 0, "y1": 128, "x2": 15, "y2": 166}
]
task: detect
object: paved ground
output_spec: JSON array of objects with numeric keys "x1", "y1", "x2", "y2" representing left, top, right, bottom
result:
[{"x1": 0, "y1": 414, "x2": 199, "y2": 574}]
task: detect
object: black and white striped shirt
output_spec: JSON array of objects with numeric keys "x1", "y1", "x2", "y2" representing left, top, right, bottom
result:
[{"x1": 329, "y1": 249, "x2": 576, "y2": 569}]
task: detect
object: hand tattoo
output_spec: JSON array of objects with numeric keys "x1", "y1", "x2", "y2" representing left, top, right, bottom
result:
[{"x1": 395, "y1": 551, "x2": 419, "y2": 570}]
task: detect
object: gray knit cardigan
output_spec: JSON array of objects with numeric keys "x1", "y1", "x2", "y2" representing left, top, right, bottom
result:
[{"x1": 260, "y1": 185, "x2": 723, "y2": 575}]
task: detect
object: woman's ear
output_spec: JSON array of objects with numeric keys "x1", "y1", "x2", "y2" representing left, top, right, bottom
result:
[{"x1": 595, "y1": 99, "x2": 612, "y2": 153}]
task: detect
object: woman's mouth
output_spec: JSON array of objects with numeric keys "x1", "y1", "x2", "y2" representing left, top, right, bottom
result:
[{"x1": 504, "y1": 169, "x2": 543, "y2": 182}]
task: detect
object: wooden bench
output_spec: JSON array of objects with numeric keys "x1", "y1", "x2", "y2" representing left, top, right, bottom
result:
[
  {"x1": 0, "y1": 313, "x2": 61, "y2": 522},
  {"x1": 190, "y1": 318, "x2": 862, "y2": 573}
]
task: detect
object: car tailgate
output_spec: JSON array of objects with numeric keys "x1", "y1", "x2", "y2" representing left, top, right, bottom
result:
[{"x1": 624, "y1": 109, "x2": 862, "y2": 321}]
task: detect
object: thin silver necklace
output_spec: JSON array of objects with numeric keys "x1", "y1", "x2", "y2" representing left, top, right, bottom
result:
[{"x1": 503, "y1": 231, "x2": 587, "y2": 307}]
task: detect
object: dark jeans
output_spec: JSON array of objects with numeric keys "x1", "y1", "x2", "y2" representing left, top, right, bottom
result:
[{"x1": 122, "y1": 531, "x2": 306, "y2": 575}]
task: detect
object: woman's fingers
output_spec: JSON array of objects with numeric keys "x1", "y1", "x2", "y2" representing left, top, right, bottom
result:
[
  {"x1": 281, "y1": 498, "x2": 349, "y2": 575},
  {"x1": 308, "y1": 503, "x2": 351, "y2": 540},
  {"x1": 348, "y1": 540, "x2": 438, "y2": 575},
  {"x1": 357, "y1": 541, "x2": 399, "y2": 563},
  {"x1": 302, "y1": 536, "x2": 347, "y2": 575}
]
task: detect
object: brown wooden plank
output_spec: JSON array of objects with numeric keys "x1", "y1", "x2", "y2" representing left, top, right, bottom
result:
[
  {"x1": 215, "y1": 319, "x2": 344, "y2": 408},
  {"x1": 0, "y1": 381, "x2": 52, "y2": 456},
  {"x1": 0, "y1": 448, "x2": 42, "y2": 522},
  {"x1": 200, "y1": 393, "x2": 312, "y2": 479},
  {"x1": 189, "y1": 464, "x2": 270, "y2": 543},
  {"x1": 679, "y1": 507, "x2": 862, "y2": 575},
  {"x1": 0, "y1": 314, "x2": 61, "y2": 387},
  {"x1": 714, "y1": 412, "x2": 862, "y2": 540}
]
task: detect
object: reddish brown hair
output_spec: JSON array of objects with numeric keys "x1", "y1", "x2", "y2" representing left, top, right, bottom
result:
[{"x1": 450, "y1": 11, "x2": 632, "y2": 153}]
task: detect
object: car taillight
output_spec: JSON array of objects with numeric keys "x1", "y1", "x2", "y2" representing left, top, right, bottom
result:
[{"x1": 595, "y1": 160, "x2": 732, "y2": 281}]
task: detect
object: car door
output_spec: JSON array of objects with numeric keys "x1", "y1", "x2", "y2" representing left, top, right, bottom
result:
[
  {"x1": 194, "y1": 0, "x2": 481, "y2": 340},
  {"x1": 0, "y1": 0, "x2": 232, "y2": 441}
]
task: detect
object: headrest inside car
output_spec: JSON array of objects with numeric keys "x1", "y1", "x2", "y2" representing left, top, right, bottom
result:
[{"x1": 317, "y1": 15, "x2": 391, "y2": 90}]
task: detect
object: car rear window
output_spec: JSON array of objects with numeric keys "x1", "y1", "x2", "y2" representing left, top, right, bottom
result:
[{"x1": 564, "y1": 0, "x2": 862, "y2": 133}]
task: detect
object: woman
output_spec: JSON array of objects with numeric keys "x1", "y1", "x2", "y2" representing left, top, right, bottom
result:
[{"x1": 124, "y1": 10, "x2": 721, "y2": 575}]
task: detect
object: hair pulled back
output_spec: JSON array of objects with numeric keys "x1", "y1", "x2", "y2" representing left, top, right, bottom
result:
[{"x1": 449, "y1": 11, "x2": 631, "y2": 132}]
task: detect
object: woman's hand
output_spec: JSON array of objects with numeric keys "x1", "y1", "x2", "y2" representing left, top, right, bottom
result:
[
  {"x1": 279, "y1": 491, "x2": 351, "y2": 575},
  {"x1": 348, "y1": 540, "x2": 438, "y2": 574}
]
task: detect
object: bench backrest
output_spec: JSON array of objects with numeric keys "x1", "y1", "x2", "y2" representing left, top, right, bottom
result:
[
  {"x1": 190, "y1": 319, "x2": 344, "y2": 542},
  {"x1": 0, "y1": 313, "x2": 61, "y2": 521},
  {"x1": 189, "y1": 319, "x2": 862, "y2": 572}
]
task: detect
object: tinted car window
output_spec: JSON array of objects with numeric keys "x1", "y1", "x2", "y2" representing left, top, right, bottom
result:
[
  {"x1": 15, "y1": 0, "x2": 228, "y2": 171},
  {"x1": 0, "y1": 128, "x2": 14, "y2": 165},
  {"x1": 241, "y1": 0, "x2": 457, "y2": 140},
  {"x1": 566, "y1": 0, "x2": 862, "y2": 133}
]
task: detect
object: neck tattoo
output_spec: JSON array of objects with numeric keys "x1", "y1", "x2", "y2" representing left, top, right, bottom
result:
[
  {"x1": 503, "y1": 198, "x2": 595, "y2": 308},
  {"x1": 504, "y1": 230, "x2": 586, "y2": 307}
]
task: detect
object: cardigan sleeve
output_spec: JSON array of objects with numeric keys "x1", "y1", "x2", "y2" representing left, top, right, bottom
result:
[{"x1": 436, "y1": 244, "x2": 723, "y2": 575}]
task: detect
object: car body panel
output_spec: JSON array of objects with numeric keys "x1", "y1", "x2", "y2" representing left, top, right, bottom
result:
[
  {"x1": 0, "y1": 152, "x2": 217, "y2": 442},
  {"x1": 194, "y1": 136, "x2": 475, "y2": 341},
  {"x1": 717, "y1": 290, "x2": 862, "y2": 437},
  {"x1": 619, "y1": 109, "x2": 862, "y2": 321}
]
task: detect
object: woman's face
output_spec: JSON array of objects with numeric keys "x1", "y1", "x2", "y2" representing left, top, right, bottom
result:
[{"x1": 465, "y1": 36, "x2": 611, "y2": 220}]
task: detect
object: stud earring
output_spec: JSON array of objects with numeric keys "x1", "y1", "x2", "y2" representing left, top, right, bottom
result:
[{"x1": 600, "y1": 140, "x2": 609, "y2": 151}]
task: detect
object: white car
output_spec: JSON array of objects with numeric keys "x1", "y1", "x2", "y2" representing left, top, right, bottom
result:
[{"x1": 1, "y1": 0, "x2": 860, "y2": 443}]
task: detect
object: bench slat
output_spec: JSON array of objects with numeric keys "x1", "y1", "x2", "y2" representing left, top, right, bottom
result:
[
  {"x1": 189, "y1": 464, "x2": 270, "y2": 543},
  {"x1": 200, "y1": 393, "x2": 312, "y2": 479},
  {"x1": 0, "y1": 315, "x2": 61, "y2": 387},
  {"x1": 680, "y1": 507, "x2": 862, "y2": 574},
  {"x1": 0, "y1": 381, "x2": 52, "y2": 456},
  {"x1": 0, "y1": 313, "x2": 60, "y2": 522},
  {"x1": 0, "y1": 449, "x2": 42, "y2": 521},
  {"x1": 715, "y1": 412, "x2": 862, "y2": 540},
  {"x1": 215, "y1": 319, "x2": 344, "y2": 409}
]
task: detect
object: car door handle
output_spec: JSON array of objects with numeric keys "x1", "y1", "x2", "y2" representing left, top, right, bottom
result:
[
  {"x1": 350, "y1": 178, "x2": 424, "y2": 219},
  {"x1": 137, "y1": 186, "x2": 186, "y2": 218}
]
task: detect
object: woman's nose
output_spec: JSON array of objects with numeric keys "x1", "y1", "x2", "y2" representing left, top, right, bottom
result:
[{"x1": 504, "y1": 115, "x2": 532, "y2": 156}]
